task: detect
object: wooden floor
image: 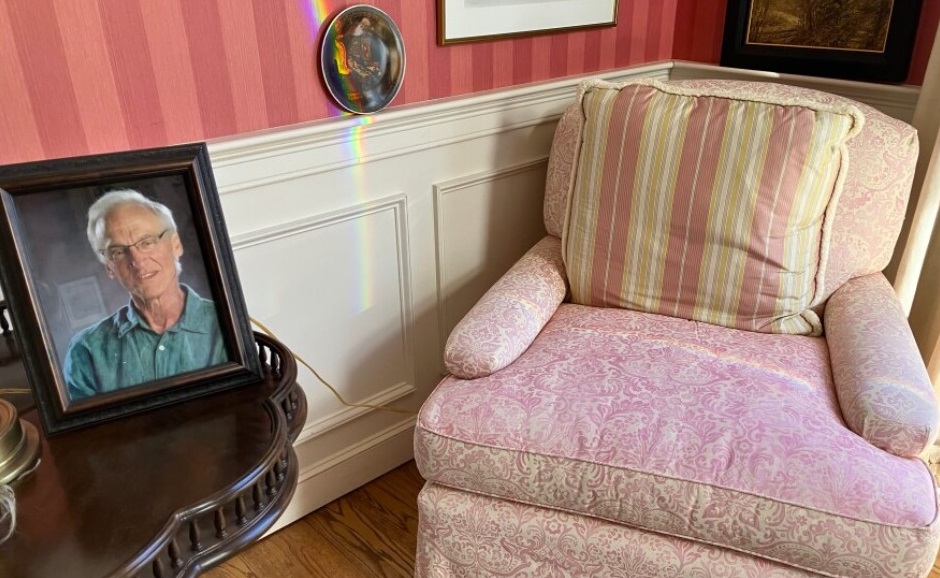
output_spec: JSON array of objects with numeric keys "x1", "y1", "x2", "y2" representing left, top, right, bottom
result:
[
  {"x1": 207, "y1": 460, "x2": 940, "y2": 578},
  {"x1": 205, "y1": 461, "x2": 423, "y2": 578}
]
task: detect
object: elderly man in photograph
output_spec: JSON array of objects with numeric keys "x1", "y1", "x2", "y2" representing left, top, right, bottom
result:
[{"x1": 64, "y1": 189, "x2": 227, "y2": 401}]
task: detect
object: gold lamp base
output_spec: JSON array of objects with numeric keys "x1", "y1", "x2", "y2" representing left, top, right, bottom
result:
[{"x1": 0, "y1": 399, "x2": 40, "y2": 485}]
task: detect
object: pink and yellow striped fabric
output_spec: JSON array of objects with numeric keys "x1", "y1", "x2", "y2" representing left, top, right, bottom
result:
[{"x1": 563, "y1": 80, "x2": 863, "y2": 334}]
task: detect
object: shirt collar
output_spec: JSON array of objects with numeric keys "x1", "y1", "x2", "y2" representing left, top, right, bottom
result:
[{"x1": 115, "y1": 284, "x2": 209, "y2": 337}]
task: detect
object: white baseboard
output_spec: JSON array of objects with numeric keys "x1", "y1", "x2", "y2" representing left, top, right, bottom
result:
[{"x1": 266, "y1": 418, "x2": 417, "y2": 535}]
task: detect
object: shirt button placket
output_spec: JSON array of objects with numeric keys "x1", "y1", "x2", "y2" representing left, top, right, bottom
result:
[{"x1": 156, "y1": 338, "x2": 167, "y2": 377}]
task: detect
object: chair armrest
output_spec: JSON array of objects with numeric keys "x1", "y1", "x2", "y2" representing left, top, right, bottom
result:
[
  {"x1": 826, "y1": 273, "x2": 939, "y2": 457},
  {"x1": 444, "y1": 236, "x2": 567, "y2": 379}
]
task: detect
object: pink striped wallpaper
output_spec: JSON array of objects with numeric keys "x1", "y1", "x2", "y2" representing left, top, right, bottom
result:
[
  {"x1": 0, "y1": 0, "x2": 679, "y2": 164},
  {"x1": 0, "y1": 0, "x2": 936, "y2": 164}
]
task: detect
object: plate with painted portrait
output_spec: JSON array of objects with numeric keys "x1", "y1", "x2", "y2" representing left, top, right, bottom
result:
[{"x1": 320, "y1": 5, "x2": 406, "y2": 114}]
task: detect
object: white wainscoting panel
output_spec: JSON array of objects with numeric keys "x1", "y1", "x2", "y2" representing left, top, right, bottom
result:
[
  {"x1": 204, "y1": 60, "x2": 917, "y2": 532},
  {"x1": 434, "y1": 159, "x2": 549, "y2": 346},
  {"x1": 231, "y1": 195, "x2": 415, "y2": 433}
]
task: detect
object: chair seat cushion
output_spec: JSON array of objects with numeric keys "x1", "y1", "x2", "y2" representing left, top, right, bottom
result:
[{"x1": 415, "y1": 304, "x2": 940, "y2": 578}]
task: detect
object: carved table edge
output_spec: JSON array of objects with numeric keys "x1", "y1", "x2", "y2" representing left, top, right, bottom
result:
[
  {"x1": 124, "y1": 441, "x2": 300, "y2": 578},
  {"x1": 111, "y1": 335, "x2": 307, "y2": 578}
]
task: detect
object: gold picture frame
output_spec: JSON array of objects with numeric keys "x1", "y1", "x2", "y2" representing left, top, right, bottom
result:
[{"x1": 721, "y1": 0, "x2": 923, "y2": 83}]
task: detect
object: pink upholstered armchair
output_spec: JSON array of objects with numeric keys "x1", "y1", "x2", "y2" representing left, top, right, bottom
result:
[{"x1": 414, "y1": 79, "x2": 940, "y2": 578}]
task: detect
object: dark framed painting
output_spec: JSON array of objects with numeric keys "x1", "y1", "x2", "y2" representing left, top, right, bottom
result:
[
  {"x1": 721, "y1": 0, "x2": 923, "y2": 83},
  {"x1": 0, "y1": 143, "x2": 262, "y2": 435}
]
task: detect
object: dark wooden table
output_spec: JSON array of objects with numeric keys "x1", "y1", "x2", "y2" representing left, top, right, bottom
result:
[{"x1": 0, "y1": 330, "x2": 306, "y2": 578}]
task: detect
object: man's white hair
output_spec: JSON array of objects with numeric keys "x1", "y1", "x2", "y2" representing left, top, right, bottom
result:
[{"x1": 86, "y1": 190, "x2": 178, "y2": 267}]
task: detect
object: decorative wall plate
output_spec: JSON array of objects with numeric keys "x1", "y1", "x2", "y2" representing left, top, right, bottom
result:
[{"x1": 320, "y1": 5, "x2": 406, "y2": 114}]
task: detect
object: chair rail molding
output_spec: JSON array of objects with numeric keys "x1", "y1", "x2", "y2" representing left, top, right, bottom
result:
[
  {"x1": 669, "y1": 61, "x2": 920, "y2": 122},
  {"x1": 207, "y1": 63, "x2": 672, "y2": 195},
  {"x1": 207, "y1": 59, "x2": 919, "y2": 530}
]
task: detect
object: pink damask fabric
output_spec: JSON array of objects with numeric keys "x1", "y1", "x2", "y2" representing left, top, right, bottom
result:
[
  {"x1": 417, "y1": 482, "x2": 829, "y2": 578},
  {"x1": 417, "y1": 304, "x2": 940, "y2": 578},
  {"x1": 826, "y1": 273, "x2": 939, "y2": 457},
  {"x1": 444, "y1": 236, "x2": 567, "y2": 379},
  {"x1": 543, "y1": 104, "x2": 582, "y2": 238},
  {"x1": 820, "y1": 101, "x2": 918, "y2": 292}
]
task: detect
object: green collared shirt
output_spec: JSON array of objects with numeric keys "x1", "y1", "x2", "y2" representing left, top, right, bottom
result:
[{"x1": 64, "y1": 285, "x2": 228, "y2": 401}]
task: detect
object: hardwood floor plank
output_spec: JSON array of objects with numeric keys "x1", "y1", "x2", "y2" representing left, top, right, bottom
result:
[
  {"x1": 202, "y1": 557, "x2": 255, "y2": 578},
  {"x1": 205, "y1": 462, "x2": 422, "y2": 578},
  {"x1": 216, "y1": 516, "x2": 368, "y2": 578},
  {"x1": 301, "y1": 461, "x2": 422, "y2": 578},
  {"x1": 304, "y1": 500, "x2": 412, "y2": 578}
]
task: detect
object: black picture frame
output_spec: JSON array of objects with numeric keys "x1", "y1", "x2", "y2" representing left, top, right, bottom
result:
[
  {"x1": 721, "y1": 0, "x2": 923, "y2": 83},
  {"x1": 0, "y1": 143, "x2": 262, "y2": 435}
]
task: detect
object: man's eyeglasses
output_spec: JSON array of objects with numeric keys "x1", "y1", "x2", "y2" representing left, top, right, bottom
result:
[{"x1": 102, "y1": 229, "x2": 171, "y2": 263}]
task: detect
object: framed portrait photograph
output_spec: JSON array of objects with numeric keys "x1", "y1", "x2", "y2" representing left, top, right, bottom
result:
[
  {"x1": 437, "y1": 0, "x2": 618, "y2": 45},
  {"x1": 720, "y1": 0, "x2": 923, "y2": 83},
  {"x1": 0, "y1": 143, "x2": 262, "y2": 435}
]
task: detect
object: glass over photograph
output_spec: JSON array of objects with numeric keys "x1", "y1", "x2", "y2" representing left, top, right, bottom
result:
[{"x1": 14, "y1": 178, "x2": 229, "y2": 403}]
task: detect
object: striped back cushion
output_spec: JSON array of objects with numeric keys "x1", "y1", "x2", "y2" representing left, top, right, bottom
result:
[{"x1": 562, "y1": 79, "x2": 863, "y2": 335}]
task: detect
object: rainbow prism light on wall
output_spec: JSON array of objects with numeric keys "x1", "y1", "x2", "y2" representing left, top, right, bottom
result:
[{"x1": 320, "y1": 5, "x2": 406, "y2": 114}]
